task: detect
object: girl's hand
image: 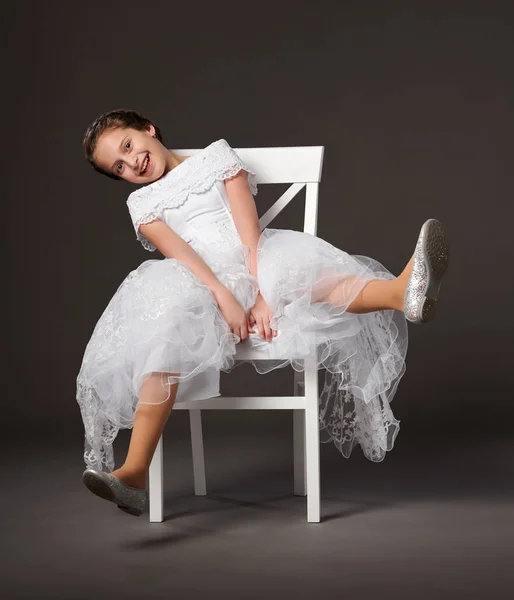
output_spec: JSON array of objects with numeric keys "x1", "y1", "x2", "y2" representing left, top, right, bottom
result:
[
  {"x1": 213, "y1": 286, "x2": 254, "y2": 342},
  {"x1": 249, "y1": 292, "x2": 277, "y2": 342}
]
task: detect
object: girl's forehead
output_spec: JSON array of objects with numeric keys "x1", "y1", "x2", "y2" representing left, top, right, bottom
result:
[{"x1": 99, "y1": 127, "x2": 129, "y2": 148}]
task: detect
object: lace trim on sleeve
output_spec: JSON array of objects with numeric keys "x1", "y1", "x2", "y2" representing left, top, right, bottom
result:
[
  {"x1": 126, "y1": 138, "x2": 258, "y2": 251},
  {"x1": 209, "y1": 139, "x2": 259, "y2": 196},
  {"x1": 126, "y1": 191, "x2": 163, "y2": 251}
]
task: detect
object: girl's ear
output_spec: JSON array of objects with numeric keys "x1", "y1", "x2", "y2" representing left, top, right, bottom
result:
[{"x1": 146, "y1": 123, "x2": 156, "y2": 137}]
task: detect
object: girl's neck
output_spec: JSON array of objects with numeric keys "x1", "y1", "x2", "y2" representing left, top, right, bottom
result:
[{"x1": 165, "y1": 150, "x2": 189, "y2": 174}]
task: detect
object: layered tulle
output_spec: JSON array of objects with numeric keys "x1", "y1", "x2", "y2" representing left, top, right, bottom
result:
[
  {"x1": 248, "y1": 229, "x2": 408, "y2": 462},
  {"x1": 76, "y1": 250, "x2": 258, "y2": 472},
  {"x1": 76, "y1": 228, "x2": 408, "y2": 471}
]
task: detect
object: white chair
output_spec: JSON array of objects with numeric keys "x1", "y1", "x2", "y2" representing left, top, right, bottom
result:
[{"x1": 149, "y1": 143, "x2": 325, "y2": 523}]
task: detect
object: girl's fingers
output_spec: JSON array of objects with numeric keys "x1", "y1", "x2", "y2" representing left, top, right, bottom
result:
[
  {"x1": 269, "y1": 313, "x2": 277, "y2": 337},
  {"x1": 269, "y1": 312, "x2": 278, "y2": 336},
  {"x1": 257, "y1": 318, "x2": 264, "y2": 340},
  {"x1": 263, "y1": 320, "x2": 272, "y2": 342}
]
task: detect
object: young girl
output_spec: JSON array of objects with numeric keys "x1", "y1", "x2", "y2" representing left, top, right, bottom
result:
[{"x1": 77, "y1": 109, "x2": 450, "y2": 517}]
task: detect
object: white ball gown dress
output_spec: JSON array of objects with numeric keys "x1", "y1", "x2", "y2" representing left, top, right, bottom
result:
[{"x1": 76, "y1": 139, "x2": 408, "y2": 472}]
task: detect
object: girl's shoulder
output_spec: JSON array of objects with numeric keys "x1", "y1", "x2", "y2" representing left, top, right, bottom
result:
[
  {"x1": 127, "y1": 138, "x2": 234, "y2": 207},
  {"x1": 126, "y1": 138, "x2": 256, "y2": 212}
]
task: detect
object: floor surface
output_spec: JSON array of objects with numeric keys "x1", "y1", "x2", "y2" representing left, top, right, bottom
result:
[{"x1": 3, "y1": 419, "x2": 513, "y2": 600}]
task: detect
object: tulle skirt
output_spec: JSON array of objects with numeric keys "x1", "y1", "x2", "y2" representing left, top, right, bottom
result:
[{"x1": 76, "y1": 228, "x2": 408, "y2": 472}]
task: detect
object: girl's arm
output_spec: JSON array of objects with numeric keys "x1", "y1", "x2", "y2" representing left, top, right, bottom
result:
[
  {"x1": 223, "y1": 171, "x2": 261, "y2": 281},
  {"x1": 138, "y1": 219, "x2": 252, "y2": 340},
  {"x1": 139, "y1": 219, "x2": 226, "y2": 294},
  {"x1": 224, "y1": 171, "x2": 277, "y2": 342}
]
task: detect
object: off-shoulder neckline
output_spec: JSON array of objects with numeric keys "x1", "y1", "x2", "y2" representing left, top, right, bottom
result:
[{"x1": 127, "y1": 139, "x2": 226, "y2": 199}]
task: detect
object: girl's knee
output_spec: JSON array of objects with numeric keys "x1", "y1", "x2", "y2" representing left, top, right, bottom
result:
[{"x1": 140, "y1": 371, "x2": 180, "y2": 396}]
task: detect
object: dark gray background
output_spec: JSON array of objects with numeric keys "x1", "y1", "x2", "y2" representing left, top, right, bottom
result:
[{"x1": 3, "y1": 1, "x2": 513, "y2": 599}]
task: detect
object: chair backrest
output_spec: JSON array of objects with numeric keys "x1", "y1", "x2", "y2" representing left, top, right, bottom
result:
[{"x1": 174, "y1": 144, "x2": 325, "y2": 236}]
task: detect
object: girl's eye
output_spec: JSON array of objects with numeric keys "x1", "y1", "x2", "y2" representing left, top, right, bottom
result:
[
  {"x1": 116, "y1": 140, "x2": 130, "y2": 173},
  {"x1": 116, "y1": 163, "x2": 123, "y2": 173}
]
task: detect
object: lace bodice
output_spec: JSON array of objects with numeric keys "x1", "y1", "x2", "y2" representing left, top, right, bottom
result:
[{"x1": 126, "y1": 139, "x2": 258, "y2": 264}]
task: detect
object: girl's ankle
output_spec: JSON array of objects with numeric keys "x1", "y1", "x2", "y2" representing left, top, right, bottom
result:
[{"x1": 392, "y1": 278, "x2": 406, "y2": 312}]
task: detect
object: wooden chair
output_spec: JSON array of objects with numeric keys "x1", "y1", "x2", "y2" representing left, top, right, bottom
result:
[{"x1": 149, "y1": 143, "x2": 325, "y2": 523}]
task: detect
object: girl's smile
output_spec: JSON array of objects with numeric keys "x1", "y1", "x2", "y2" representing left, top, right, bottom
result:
[{"x1": 140, "y1": 153, "x2": 152, "y2": 177}]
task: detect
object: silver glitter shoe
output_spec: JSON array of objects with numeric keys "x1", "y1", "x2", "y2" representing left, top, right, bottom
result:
[
  {"x1": 404, "y1": 218, "x2": 450, "y2": 324},
  {"x1": 82, "y1": 467, "x2": 148, "y2": 517}
]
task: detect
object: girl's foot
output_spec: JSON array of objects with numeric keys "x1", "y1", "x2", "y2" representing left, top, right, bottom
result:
[
  {"x1": 400, "y1": 219, "x2": 450, "y2": 323},
  {"x1": 82, "y1": 468, "x2": 148, "y2": 516},
  {"x1": 111, "y1": 467, "x2": 147, "y2": 489}
]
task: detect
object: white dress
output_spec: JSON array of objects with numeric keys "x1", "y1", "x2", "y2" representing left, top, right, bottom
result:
[{"x1": 76, "y1": 139, "x2": 408, "y2": 472}]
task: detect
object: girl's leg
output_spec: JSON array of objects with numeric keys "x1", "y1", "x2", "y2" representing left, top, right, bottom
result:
[
  {"x1": 317, "y1": 255, "x2": 414, "y2": 314},
  {"x1": 111, "y1": 372, "x2": 179, "y2": 489}
]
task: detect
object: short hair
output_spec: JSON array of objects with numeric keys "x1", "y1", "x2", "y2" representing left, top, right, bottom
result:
[{"x1": 83, "y1": 109, "x2": 164, "y2": 180}]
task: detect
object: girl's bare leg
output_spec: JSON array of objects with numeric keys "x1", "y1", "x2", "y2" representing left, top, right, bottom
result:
[
  {"x1": 111, "y1": 372, "x2": 179, "y2": 489},
  {"x1": 317, "y1": 255, "x2": 414, "y2": 314}
]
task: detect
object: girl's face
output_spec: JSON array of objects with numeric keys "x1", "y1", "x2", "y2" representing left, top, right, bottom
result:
[{"x1": 93, "y1": 124, "x2": 170, "y2": 183}]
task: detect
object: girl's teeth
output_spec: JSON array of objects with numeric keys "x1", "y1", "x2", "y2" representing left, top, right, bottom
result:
[{"x1": 142, "y1": 156, "x2": 149, "y2": 173}]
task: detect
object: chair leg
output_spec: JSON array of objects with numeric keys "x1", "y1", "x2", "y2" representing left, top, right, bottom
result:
[
  {"x1": 189, "y1": 410, "x2": 207, "y2": 496},
  {"x1": 293, "y1": 371, "x2": 306, "y2": 496},
  {"x1": 149, "y1": 434, "x2": 164, "y2": 522},
  {"x1": 304, "y1": 358, "x2": 320, "y2": 523}
]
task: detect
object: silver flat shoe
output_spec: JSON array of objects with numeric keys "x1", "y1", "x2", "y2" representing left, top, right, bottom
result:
[
  {"x1": 82, "y1": 467, "x2": 148, "y2": 517},
  {"x1": 404, "y1": 218, "x2": 450, "y2": 324}
]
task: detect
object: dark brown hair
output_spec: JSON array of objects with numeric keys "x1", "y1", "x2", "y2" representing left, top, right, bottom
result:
[{"x1": 83, "y1": 109, "x2": 164, "y2": 180}]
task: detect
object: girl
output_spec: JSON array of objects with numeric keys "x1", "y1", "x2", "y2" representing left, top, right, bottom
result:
[{"x1": 77, "y1": 109, "x2": 450, "y2": 517}]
